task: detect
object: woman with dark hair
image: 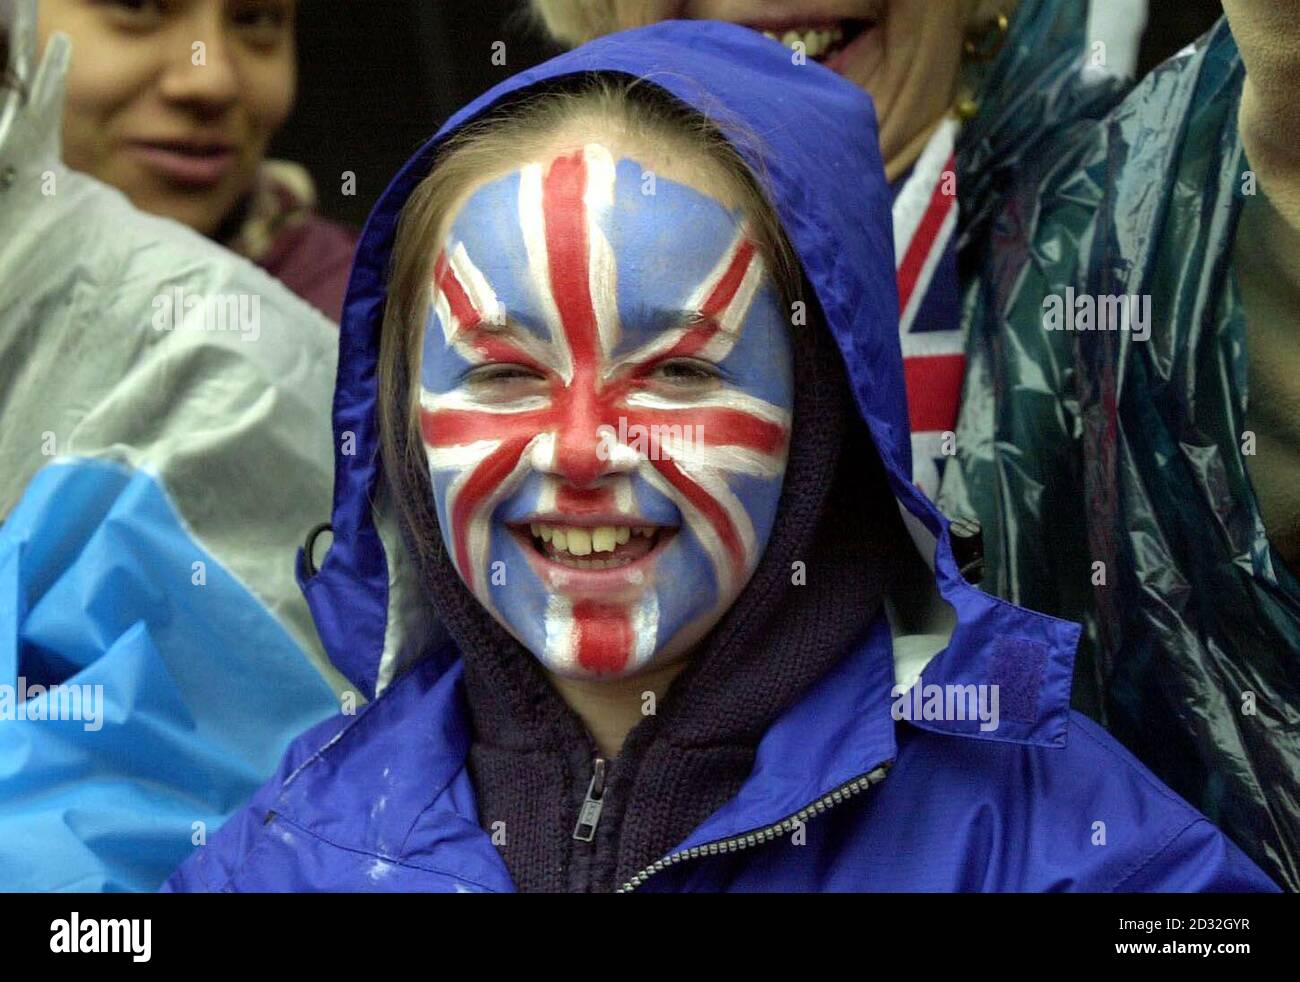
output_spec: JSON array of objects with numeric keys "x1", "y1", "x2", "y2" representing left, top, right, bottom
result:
[
  {"x1": 0, "y1": 0, "x2": 345, "y2": 891},
  {"x1": 35, "y1": 0, "x2": 355, "y2": 320}
]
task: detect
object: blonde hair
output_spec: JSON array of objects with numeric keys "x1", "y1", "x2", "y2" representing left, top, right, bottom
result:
[
  {"x1": 530, "y1": 0, "x2": 1018, "y2": 48},
  {"x1": 378, "y1": 75, "x2": 802, "y2": 562}
]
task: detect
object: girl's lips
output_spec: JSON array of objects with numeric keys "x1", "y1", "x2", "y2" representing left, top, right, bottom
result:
[
  {"x1": 128, "y1": 142, "x2": 237, "y2": 189},
  {"x1": 510, "y1": 524, "x2": 678, "y2": 598}
]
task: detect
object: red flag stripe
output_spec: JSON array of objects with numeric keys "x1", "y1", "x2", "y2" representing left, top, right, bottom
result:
[
  {"x1": 896, "y1": 154, "x2": 956, "y2": 314},
  {"x1": 624, "y1": 406, "x2": 788, "y2": 456},
  {"x1": 649, "y1": 456, "x2": 745, "y2": 571},
  {"x1": 447, "y1": 435, "x2": 531, "y2": 594},
  {"x1": 542, "y1": 150, "x2": 601, "y2": 371},
  {"x1": 573, "y1": 601, "x2": 633, "y2": 673},
  {"x1": 903, "y1": 353, "x2": 966, "y2": 433},
  {"x1": 435, "y1": 250, "x2": 485, "y2": 333},
  {"x1": 665, "y1": 238, "x2": 759, "y2": 358}
]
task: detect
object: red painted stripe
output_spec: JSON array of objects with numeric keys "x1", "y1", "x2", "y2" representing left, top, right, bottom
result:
[
  {"x1": 542, "y1": 150, "x2": 600, "y2": 370},
  {"x1": 650, "y1": 457, "x2": 745, "y2": 571},
  {"x1": 897, "y1": 155, "x2": 956, "y2": 313},
  {"x1": 625, "y1": 406, "x2": 787, "y2": 456},
  {"x1": 447, "y1": 435, "x2": 529, "y2": 593},
  {"x1": 573, "y1": 601, "x2": 632, "y2": 674},
  {"x1": 554, "y1": 484, "x2": 615, "y2": 515},
  {"x1": 903, "y1": 354, "x2": 966, "y2": 432},
  {"x1": 436, "y1": 252, "x2": 483, "y2": 332},
  {"x1": 421, "y1": 406, "x2": 549, "y2": 447},
  {"x1": 668, "y1": 238, "x2": 758, "y2": 357}
]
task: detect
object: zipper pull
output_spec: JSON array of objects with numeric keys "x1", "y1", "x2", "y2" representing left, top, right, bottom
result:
[{"x1": 572, "y1": 757, "x2": 607, "y2": 842}]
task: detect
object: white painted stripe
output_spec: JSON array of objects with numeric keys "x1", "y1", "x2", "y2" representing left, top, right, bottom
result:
[
  {"x1": 424, "y1": 439, "x2": 499, "y2": 472},
  {"x1": 419, "y1": 387, "x2": 549, "y2": 415},
  {"x1": 432, "y1": 278, "x2": 456, "y2": 345},
  {"x1": 612, "y1": 474, "x2": 634, "y2": 514},
  {"x1": 666, "y1": 442, "x2": 786, "y2": 481},
  {"x1": 638, "y1": 462, "x2": 734, "y2": 596},
  {"x1": 624, "y1": 388, "x2": 791, "y2": 428},
  {"x1": 544, "y1": 594, "x2": 578, "y2": 673},
  {"x1": 583, "y1": 144, "x2": 621, "y2": 364},
  {"x1": 630, "y1": 592, "x2": 659, "y2": 671},
  {"x1": 448, "y1": 242, "x2": 505, "y2": 329},
  {"x1": 702, "y1": 251, "x2": 765, "y2": 362}
]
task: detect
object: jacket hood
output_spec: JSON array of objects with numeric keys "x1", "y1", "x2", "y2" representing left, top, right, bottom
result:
[{"x1": 304, "y1": 19, "x2": 1080, "y2": 751}]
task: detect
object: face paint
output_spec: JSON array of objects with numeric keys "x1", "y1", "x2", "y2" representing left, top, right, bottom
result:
[{"x1": 419, "y1": 142, "x2": 793, "y2": 679}]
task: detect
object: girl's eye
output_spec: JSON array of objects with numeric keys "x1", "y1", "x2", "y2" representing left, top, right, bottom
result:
[
  {"x1": 462, "y1": 364, "x2": 547, "y2": 397},
  {"x1": 466, "y1": 364, "x2": 542, "y2": 383},
  {"x1": 648, "y1": 358, "x2": 722, "y2": 386}
]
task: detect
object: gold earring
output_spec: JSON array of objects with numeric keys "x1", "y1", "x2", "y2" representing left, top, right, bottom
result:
[
  {"x1": 963, "y1": 9, "x2": 1010, "y2": 63},
  {"x1": 955, "y1": 6, "x2": 1011, "y2": 121}
]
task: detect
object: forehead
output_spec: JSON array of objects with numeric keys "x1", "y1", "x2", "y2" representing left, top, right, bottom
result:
[{"x1": 441, "y1": 147, "x2": 750, "y2": 341}]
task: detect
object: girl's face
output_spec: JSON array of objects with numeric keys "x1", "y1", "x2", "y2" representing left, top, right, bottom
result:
[
  {"x1": 418, "y1": 143, "x2": 794, "y2": 679},
  {"x1": 38, "y1": 0, "x2": 297, "y2": 236}
]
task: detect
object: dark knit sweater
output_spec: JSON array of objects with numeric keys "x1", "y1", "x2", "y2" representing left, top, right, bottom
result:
[{"x1": 390, "y1": 317, "x2": 906, "y2": 892}]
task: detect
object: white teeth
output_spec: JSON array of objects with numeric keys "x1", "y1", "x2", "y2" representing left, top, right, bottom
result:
[
  {"x1": 567, "y1": 528, "x2": 592, "y2": 556},
  {"x1": 767, "y1": 24, "x2": 845, "y2": 58},
  {"x1": 529, "y1": 522, "x2": 662, "y2": 559},
  {"x1": 591, "y1": 526, "x2": 617, "y2": 553}
]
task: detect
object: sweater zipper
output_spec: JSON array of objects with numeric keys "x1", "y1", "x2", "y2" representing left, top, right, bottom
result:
[
  {"x1": 572, "y1": 756, "x2": 607, "y2": 842},
  {"x1": 615, "y1": 761, "x2": 892, "y2": 893}
]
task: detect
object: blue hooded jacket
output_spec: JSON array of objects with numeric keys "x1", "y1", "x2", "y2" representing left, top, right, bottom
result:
[{"x1": 164, "y1": 21, "x2": 1277, "y2": 893}]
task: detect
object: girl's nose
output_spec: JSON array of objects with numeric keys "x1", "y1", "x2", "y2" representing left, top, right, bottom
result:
[{"x1": 549, "y1": 389, "x2": 631, "y2": 488}]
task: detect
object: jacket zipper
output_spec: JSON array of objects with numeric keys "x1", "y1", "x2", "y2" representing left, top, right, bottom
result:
[
  {"x1": 572, "y1": 756, "x2": 607, "y2": 842},
  {"x1": 615, "y1": 762, "x2": 892, "y2": 893}
]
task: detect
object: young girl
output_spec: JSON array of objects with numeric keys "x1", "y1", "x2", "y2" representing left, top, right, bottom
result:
[{"x1": 165, "y1": 21, "x2": 1276, "y2": 892}]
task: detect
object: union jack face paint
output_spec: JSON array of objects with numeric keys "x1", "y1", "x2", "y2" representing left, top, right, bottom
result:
[{"x1": 419, "y1": 143, "x2": 793, "y2": 678}]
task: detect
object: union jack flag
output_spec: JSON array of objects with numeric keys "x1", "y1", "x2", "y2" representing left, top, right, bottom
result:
[
  {"x1": 419, "y1": 144, "x2": 791, "y2": 674},
  {"x1": 894, "y1": 116, "x2": 965, "y2": 499}
]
